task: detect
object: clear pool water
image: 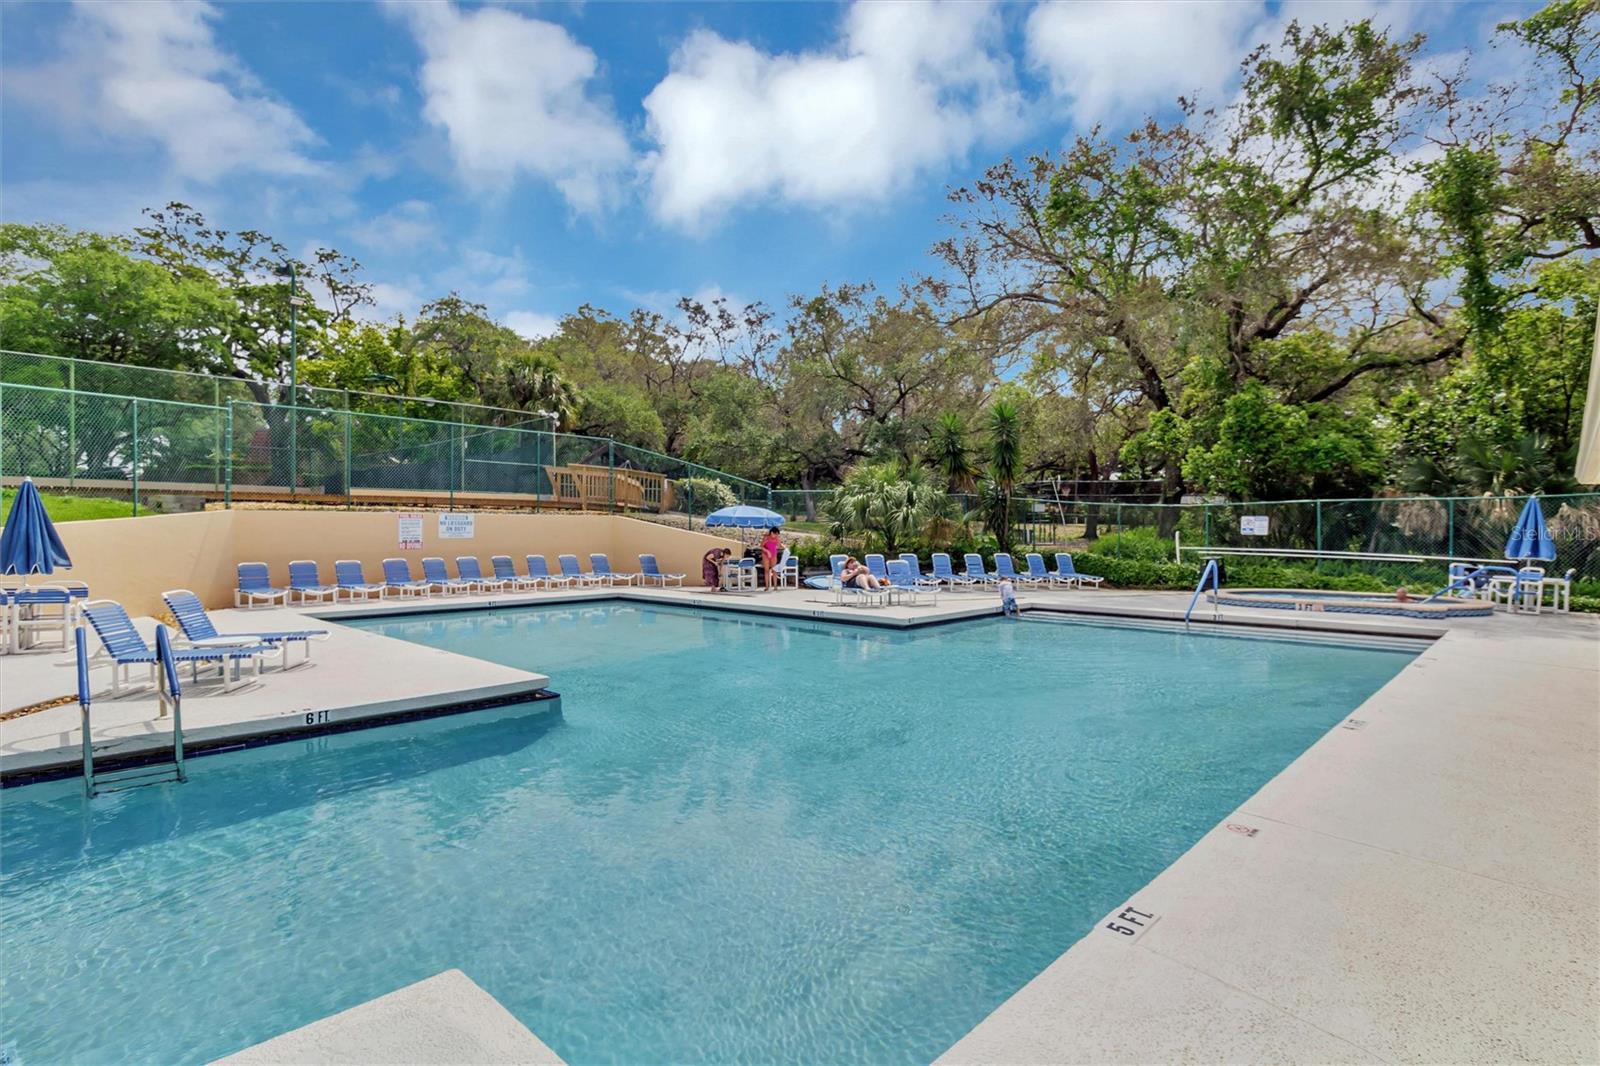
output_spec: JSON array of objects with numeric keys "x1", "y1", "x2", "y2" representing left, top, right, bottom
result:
[{"x1": 1, "y1": 604, "x2": 1415, "y2": 1065}]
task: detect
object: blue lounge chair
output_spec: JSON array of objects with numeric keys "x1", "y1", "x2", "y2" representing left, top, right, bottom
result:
[
  {"x1": 1053, "y1": 552, "x2": 1104, "y2": 588},
  {"x1": 288, "y1": 560, "x2": 340, "y2": 604},
  {"x1": 1025, "y1": 553, "x2": 1064, "y2": 587},
  {"x1": 235, "y1": 562, "x2": 288, "y2": 608},
  {"x1": 334, "y1": 560, "x2": 386, "y2": 600},
  {"x1": 930, "y1": 552, "x2": 971, "y2": 589},
  {"x1": 590, "y1": 553, "x2": 640, "y2": 586},
  {"x1": 559, "y1": 554, "x2": 604, "y2": 587},
  {"x1": 887, "y1": 559, "x2": 937, "y2": 605},
  {"x1": 83, "y1": 599, "x2": 271, "y2": 695},
  {"x1": 526, "y1": 555, "x2": 573, "y2": 589},
  {"x1": 900, "y1": 553, "x2": 942, "y2": 591},
  {"x1": 491, "y1": 555, "x2": 540, "y2": 591},
  {"x1": 773, "y1": 549, "x2": 799, "y2": 588},
  {"x1": 163, "y1": 589, "x2": 327, "y2": 669},
  {"x1": 963, "y1": 554, "x2": 996, "y2": 585},
  {"x1": 865, "y1": 554, "x2": 890, "y2": 584},
  {"x1": 382, "y1": 558, "x2": 432, "y2": 598},
  {"x1": 639, "y1": 554, "x2": 685, "y2": 587},
  {"x1": 456, "y1": 557, "x2": 506, "y2": 592},
  {"x1": 991, "y1": 552, "x2": 1040, "y2": 587},
  {"x1": 422, "y1": 556, "x2": 477, "y2": 595},
  {"x1": 830, "y1": 555, "x2": 888, "y2": 607}
]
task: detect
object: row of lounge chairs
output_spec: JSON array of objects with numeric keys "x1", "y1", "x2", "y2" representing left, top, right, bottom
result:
[
  {"x1": 830, "y1": 552, "x2": 1103, "y2": 608},
  {"x1": 236, "y1": 554, "x2": 688, "y2": 606}
]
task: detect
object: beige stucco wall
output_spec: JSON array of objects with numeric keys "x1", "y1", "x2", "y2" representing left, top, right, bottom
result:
[{"x1": 44, "y1": 510, "x2": 740, "y2": 614}]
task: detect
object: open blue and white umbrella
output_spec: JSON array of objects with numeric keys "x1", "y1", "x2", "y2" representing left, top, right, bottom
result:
[
  {"x1": 0, "y1": 478, "x2": 71, "y2": 585},
  {"x1": 704, "y1": 505, "x2": 784, "y2": 529},
  {"x1": 1504, "y1": 496, "x2": 1557, "y2": 562}
]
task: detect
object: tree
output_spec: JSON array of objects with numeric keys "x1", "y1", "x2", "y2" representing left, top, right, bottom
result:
[
  {"x1": 979, "y1": 398, "x2": 1026, "y2": 549},
  {"x1": 826, "y1": 462, "x2": 953, "y2": 554},
  {"x1": 926, "y1": 412, "x2": 979, "y2": 492},
  {"x1": 0, "y1": 223, "x2": 228, "y2": 377},
  {"x1": 484, "y1": 351, "x2": 578, "y2": 428}
]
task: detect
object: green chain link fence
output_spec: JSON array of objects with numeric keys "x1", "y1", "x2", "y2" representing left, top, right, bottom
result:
[{"x1": 4, "y1": 370, "x2": 1597, "y2": 582}]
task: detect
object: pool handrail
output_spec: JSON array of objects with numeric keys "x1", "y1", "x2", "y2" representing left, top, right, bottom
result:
[{"x1": 1185, "y1": 559, "x2": 1221, "y2": 623}]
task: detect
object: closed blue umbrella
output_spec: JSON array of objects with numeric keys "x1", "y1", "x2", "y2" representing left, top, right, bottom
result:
[
  {"x1": 0, "y1": 478, "x2": 71, "y2": 585},
  {"x1": 1504, "y1": 496, "x2": 1557, "y2": 562},
  {"x1": 704, "y1": 505, "x2": 784, "y2": 529}
]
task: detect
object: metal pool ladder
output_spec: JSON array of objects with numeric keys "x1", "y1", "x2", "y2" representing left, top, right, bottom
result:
[
  {"x1": 1184, "y1": 558, "x2": 1221, "y2": 624},
  {"x1": 77, "y1": 626, "x2": 187, "y2": 796}
]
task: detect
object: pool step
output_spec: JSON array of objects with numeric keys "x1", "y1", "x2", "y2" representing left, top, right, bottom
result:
[{"x1": 91, "y1": 761, "x2": 185, "y2": 794}]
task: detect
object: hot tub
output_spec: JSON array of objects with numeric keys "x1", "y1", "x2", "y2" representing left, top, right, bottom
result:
[{"x1": 1210, "y1": 588, "x2": 1494, "y2": 619}]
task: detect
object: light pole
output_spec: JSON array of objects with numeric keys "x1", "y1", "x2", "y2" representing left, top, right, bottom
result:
[
  {"x1": 534, "y1": 408, "x2": 559, "y2": 508},
  {"x1": 274, "y1": 261, "x2": 304, "y2": 494}
]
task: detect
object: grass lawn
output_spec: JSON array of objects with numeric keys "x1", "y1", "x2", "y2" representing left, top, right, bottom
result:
[{"x1": 1, "y1": 490, "x2": 137, "y2": 522}]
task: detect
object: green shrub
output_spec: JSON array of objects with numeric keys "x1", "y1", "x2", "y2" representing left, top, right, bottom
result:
[
  {"x1": 1089, "y1": 527, "x2": 1175, "y2": 562},
  {"x1": 1072, "y1": 552, "x2": 1200, "y2": 589},
  {"x1": 791, "y1": 539, "x2": 847, "y2": 570},
  {"x1": 1571, "y1": 595, "x2": 1600, "y2": 614},
  {"x1": 676, "y1": 477, "x2": 738, "y2": 512}
]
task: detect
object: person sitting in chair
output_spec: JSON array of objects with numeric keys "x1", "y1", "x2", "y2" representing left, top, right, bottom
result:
[{"x1": 839, "y1": 556, "x2": 885, "y2": 591}]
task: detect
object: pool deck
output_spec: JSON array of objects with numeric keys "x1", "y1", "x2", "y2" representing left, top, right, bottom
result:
[
  {"x1": 4, "y1": 583, "x2": 1596, "y2": 1062},
  {"x1": 215, "y1": 969, "x2": 565, "y2": 1065},
  {"x1": 0, "y1": 604, "x2": 553, "y2": 778}
]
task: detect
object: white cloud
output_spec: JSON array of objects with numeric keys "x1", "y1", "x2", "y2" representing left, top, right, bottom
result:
[
  {"x1": 348, "y1": 200, "x2": 440, "y2": 253},
  {"x1": 392, "y1": 2, "x2": 630, "y2": 212},
  {"x1": 1025, "y1": 0, "x2": 1429, "y2": 126},
  {"x1": 367, "y1": 282, "x2": 426, "y2": 322},
  {"x1": 7, "y1": 0, "x2": 320, "y2": 182},
  {"x1": 641, "y1": 1, "x2": 1024, "y2": 230},
  {"x1": 504, "y1": 311, "x2": 562, "y2": 339},
  {"x1": 1025, "y1": 1, "x2": 1265, "y2": 124}
]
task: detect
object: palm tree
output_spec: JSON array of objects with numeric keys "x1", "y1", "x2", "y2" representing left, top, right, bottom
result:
[
  {"x1": 826, "y1": 462, "x2": 953, "y2": 554},
  {"x1": 489, "y1": 352, "x2": 578, "y2": 428},
  {"x1": 981, "y1": 399, "x2": 1025, "y2": 550},
  {"x1": 927, "y1": 412, "x2": 979, "y2": 493}
]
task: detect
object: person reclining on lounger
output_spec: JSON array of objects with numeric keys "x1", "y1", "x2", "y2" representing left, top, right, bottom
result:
[{"x1": 839, "y1": 556, "x2": 886, "y2": 591}]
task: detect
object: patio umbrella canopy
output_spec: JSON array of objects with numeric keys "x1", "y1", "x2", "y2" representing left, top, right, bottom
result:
[
  {"x1": 704, "y1": 505, "x2": 785, "y2": 529},
  {"x1": 1504, "y1": 496, "x2": 1557, "y2": 562},
  {"x1": 0, "y1": 478, "x2": 72, "y2": 582}
]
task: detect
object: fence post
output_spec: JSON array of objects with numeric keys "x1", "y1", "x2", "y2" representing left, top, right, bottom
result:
[
  {"x1": 1315, "y1": 500, "x2": 1323, "y2": 571},
  {"x1": 288, "y1": 401, "x2": 297, "y2": 497},
  {"x1": 212, "y1": 380, "x2": 222, "y2": 489},
  {"x1": 1447, "y1": 498, "x2": 1455, "y2": 558},
  {"x1": 1203, "y1": 503, "x2": 1211, "y2": 547},
  {"x1": 608, "y1": 439, "x2": 616, "y2": 512},
  {"x1": 68, "y1": 360, "x2": 76, "y2": 489},
  {"x1": 344, "y1": 410, "x2": 353, "y2": 509},
  {"x1": 1115, "y1": 503, "x2": 1123, "y2": 555},
  {"x1": 686, "y1": 481, "x2": 693, "y2": 530},
  {"x1": 131, "y1": 398, "x2": 140, "y2": 516},
  {"x1": 450, "y1": 422, "x2": 458, "y2": 511},
  {"x1": 224, "y1": 402, "x2": 234, "y2": 509}
]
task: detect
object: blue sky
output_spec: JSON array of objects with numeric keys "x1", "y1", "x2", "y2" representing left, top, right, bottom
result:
[{"x1": 1, "y1": 0, "x2": 1530, "y2": 338}]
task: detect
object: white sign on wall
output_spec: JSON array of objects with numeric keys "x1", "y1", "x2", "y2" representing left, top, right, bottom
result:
[
  {"x1": 438, "y1": 513, "x2": 476, "y2": 539},
  {"x1": 398, "y1": 512, "x2": 423, "y2": 550},
  {"x1": 1240, "y1": 515, "x2": 1270, "y2": 536}
]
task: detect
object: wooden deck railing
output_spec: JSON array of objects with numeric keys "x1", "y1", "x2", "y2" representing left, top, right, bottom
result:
[{"x1": 544, "y1": 464, "x2": 674, "y2": 512}]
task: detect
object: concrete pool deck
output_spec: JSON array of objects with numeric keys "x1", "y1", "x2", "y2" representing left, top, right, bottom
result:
[
  {"x1": 0, "y1": 604, "x2": 552, "y2": 778},
  {"x1": 216, "y1": 970, "x2": 565, "y2": 1065},
  {"x1": 3, "y1": 583, "x2": 1595, "y2": 1061}
]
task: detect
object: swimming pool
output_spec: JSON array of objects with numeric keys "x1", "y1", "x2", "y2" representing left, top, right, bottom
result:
[{"x1": 1, "y1": 603, "x2": 1416, "y2": 1064}]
